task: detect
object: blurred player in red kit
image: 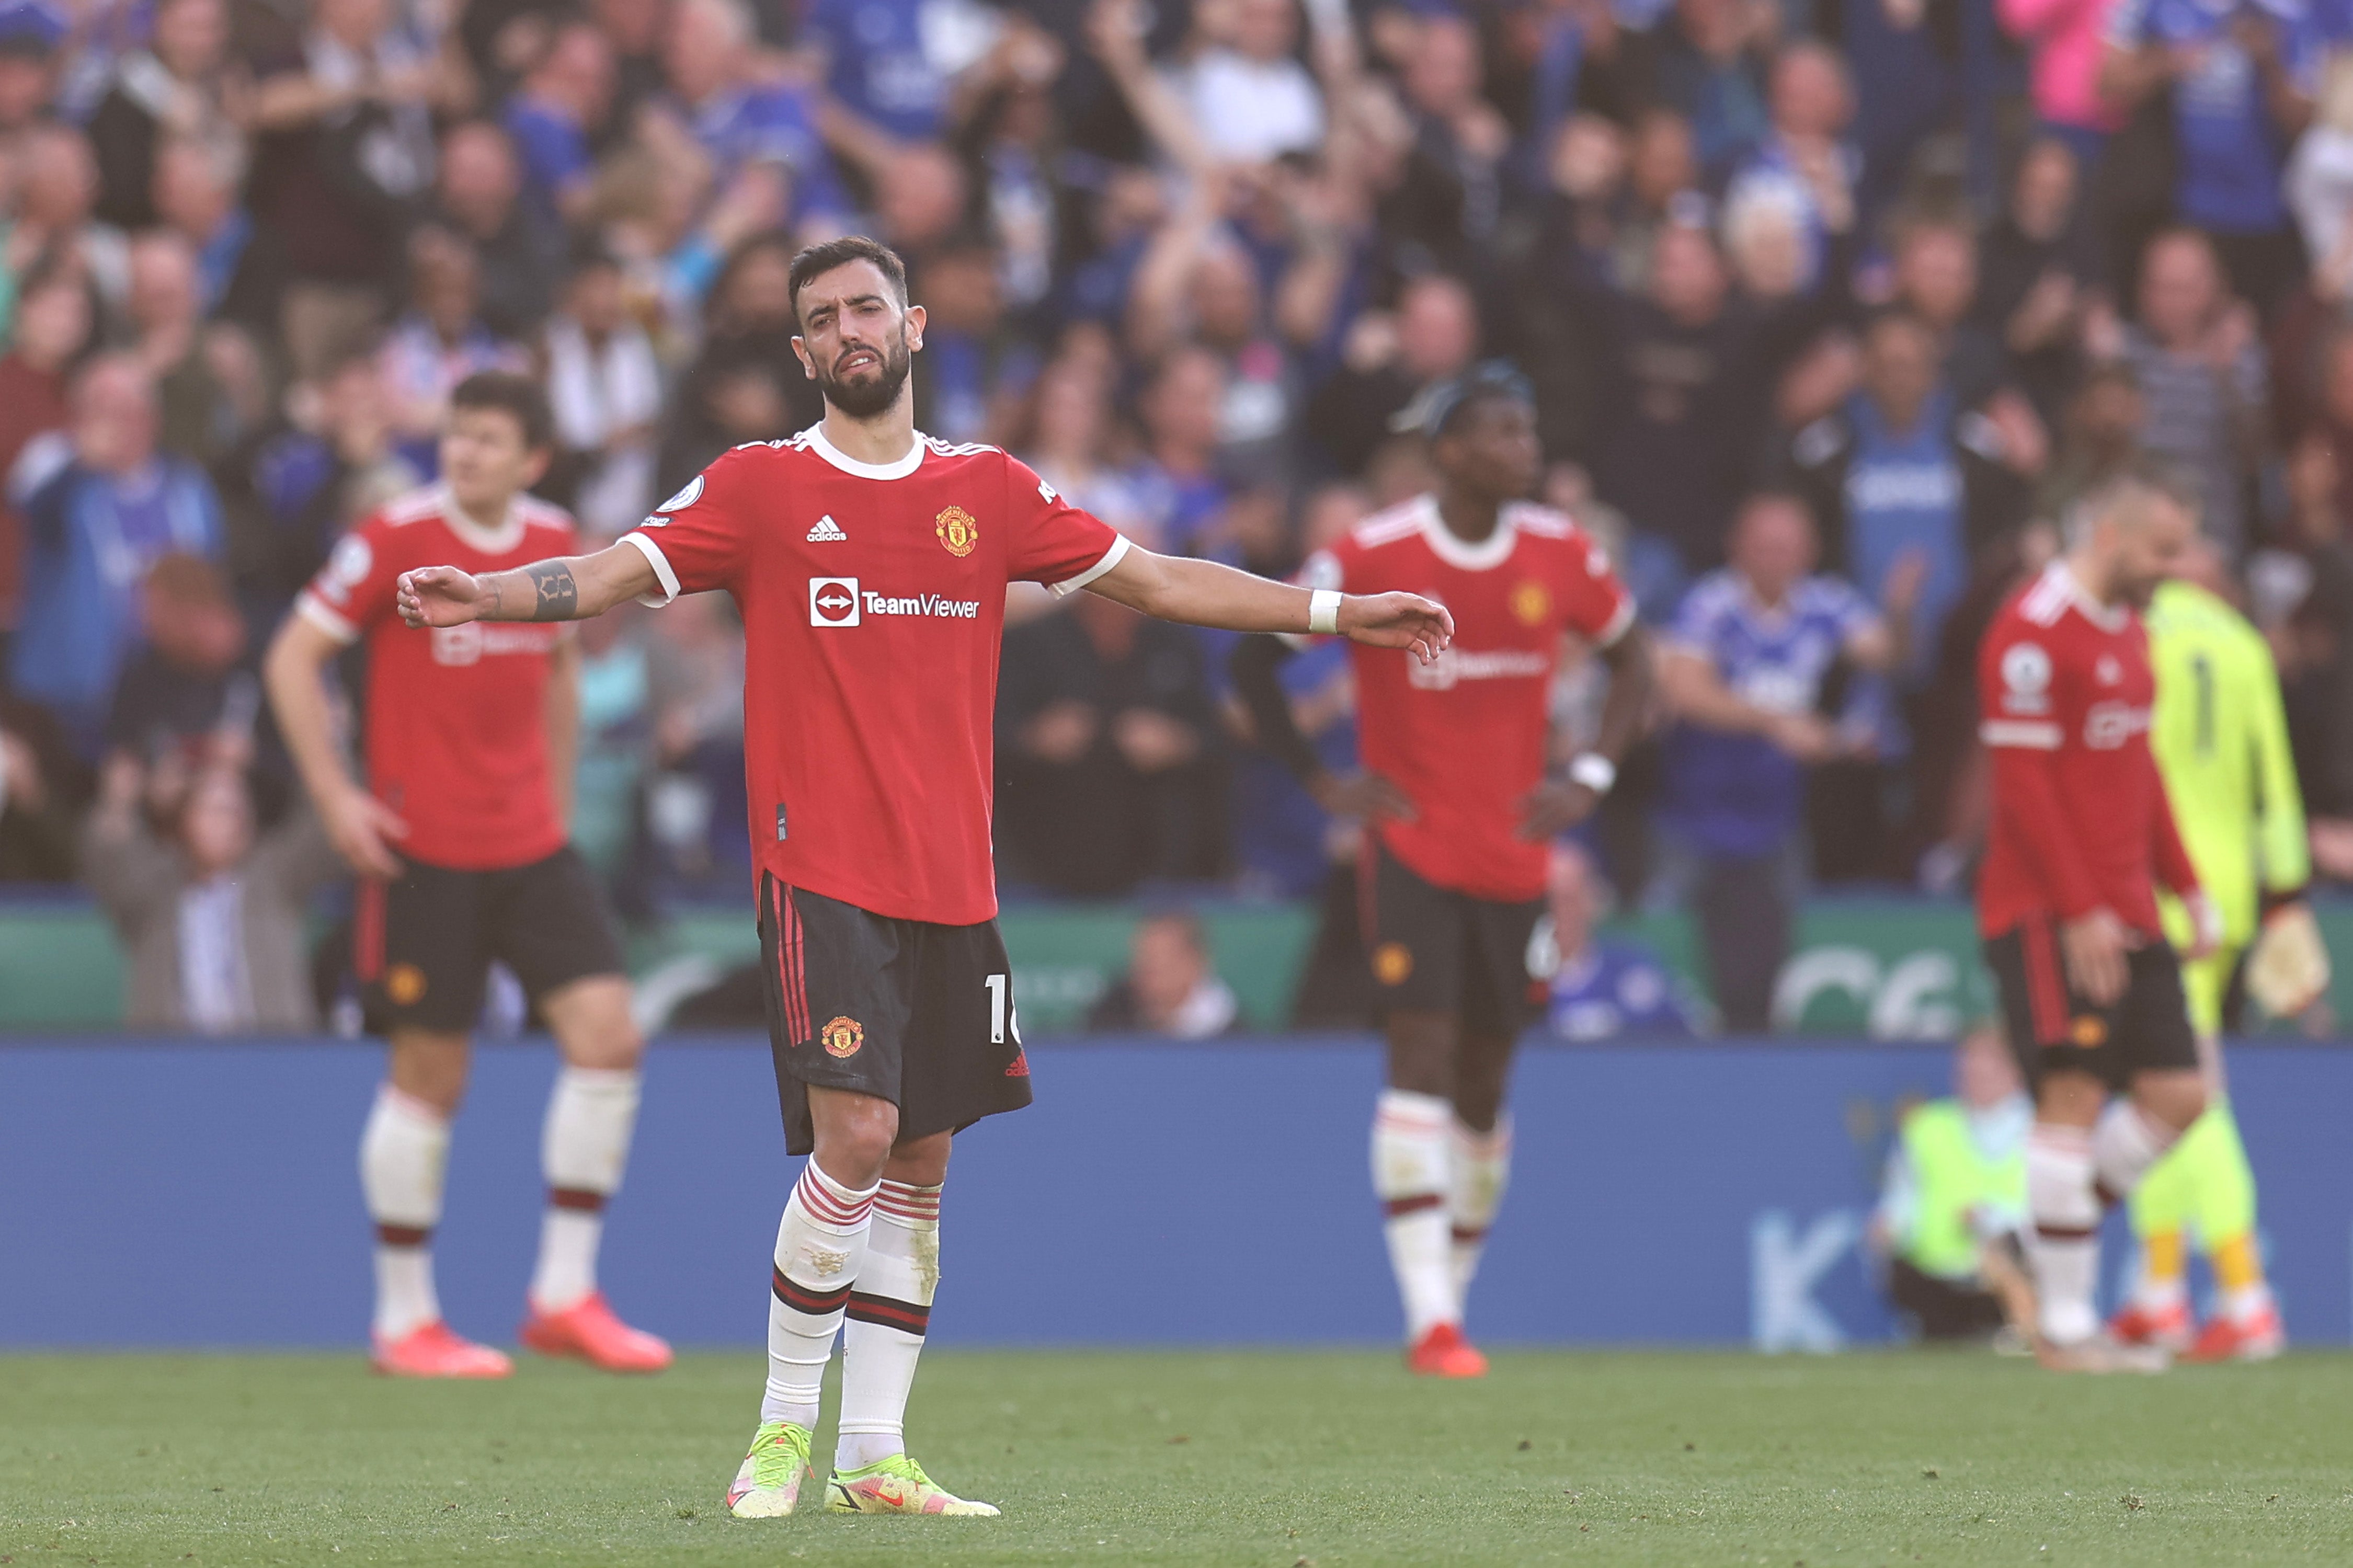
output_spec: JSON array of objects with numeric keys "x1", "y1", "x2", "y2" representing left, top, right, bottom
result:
[
  {"x1": 390, "y1": 237, "x2": 1453, "y2": 1517},
  {"x1": 264, "y1": 373, "x2": 669, "y2": 1378},
  {"x1": 1976, "y1": 466, "x2": 2220, "y2": 1371},
  {"x1": 1233, "y1": 364, "x2": 1653, "y2": 1376}
]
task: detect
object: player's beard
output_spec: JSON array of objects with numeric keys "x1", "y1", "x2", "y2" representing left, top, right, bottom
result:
[{"x1": 814, "y1": 331, "x2": 913, "y2": 419}]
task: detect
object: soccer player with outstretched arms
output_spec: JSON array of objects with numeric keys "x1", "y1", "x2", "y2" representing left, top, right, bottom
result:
[
  {"x1": 264, "y1": 373, "x2": 670, "y2": 1378},
  {"x1": 1975, "y1": 464, "x2": 2220, "y2": 1372},
  {"x1": 392, "y1": 237, "x2": 1452, "y2": 1517},
  {"x1": 1230, "y1": 364, "x2": 1652, "y2": 1376}
]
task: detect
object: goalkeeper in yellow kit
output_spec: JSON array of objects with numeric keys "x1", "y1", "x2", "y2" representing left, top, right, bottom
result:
[{"x1": 2106, "y1": 555, "x2": 2331, "y2": 1363}]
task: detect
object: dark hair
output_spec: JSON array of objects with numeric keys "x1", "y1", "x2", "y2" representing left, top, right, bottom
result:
[
  {"x1": 449, "y1": 371, "x2": 553, "y2": 451},
  {"x1": 1417, "y1": 359, "x2": 1534, "y2": 442},
  {"x1": 787, "y1": 235, "x2": 909, "y2": 327}
]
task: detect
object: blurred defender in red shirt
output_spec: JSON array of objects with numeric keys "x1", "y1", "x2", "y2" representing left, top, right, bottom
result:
[
  {"x1": 265, "y1": 373, "x2": 669, "y2": 1381},
  {"x1": 1976, "y1": 465, "x2": 2220, "y2": 1371},
  {"x1": 1232, "y1": 365, "x2": 1653, "y2": 1379}
]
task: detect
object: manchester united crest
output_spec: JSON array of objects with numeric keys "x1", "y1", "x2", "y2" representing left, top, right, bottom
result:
[
  {"x1": 1511, "y1": 579, "x2": 1551, "y2": 627},
  {"x1": 821, "y1": 1015, "x2": 865, "y2": 1058},
  {"x1": 935, "y1": 506, "x2": 979, "y2": 557}
]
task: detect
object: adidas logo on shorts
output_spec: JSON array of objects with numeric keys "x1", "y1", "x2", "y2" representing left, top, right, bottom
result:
[{"x1": 807, "y1": 515, "x2": 848, "y2": 542}]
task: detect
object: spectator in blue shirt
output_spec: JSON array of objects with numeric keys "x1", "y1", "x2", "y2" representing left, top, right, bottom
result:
[
  {"x1": 660, "y1": 0, "x2": 849, "y2": 234},
  {"x1": 801, "y1": 0, "x2": 950, "y2": 144},
  {"x1": 2103, "y1": 0, "x2": 2317, "y2": 313},
  {"x1": 1655, "y1": 493, "x2": 1895, "y2": 1029},
  {"x1": 504, "y1": 20, "x2": 615, "y2": 235},
  {"x1": 1784, "y1": 308, "x2": 2027, "y2": 691},
  {"x1": 1724, "y1": 42, "x2": 1859, "y2": 293},
  {"x1": 9, "y1": 354, "x2": 225, "y2": 756},
  {"x1": 1537, "y1": 840, "x2": 1701, "y2": 1039}
]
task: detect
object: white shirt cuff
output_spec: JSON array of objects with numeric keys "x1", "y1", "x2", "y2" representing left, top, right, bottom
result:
[
  {"x1": 621, "y1": 530, "x2": 681, "y2": 606},
  {"x1": 1046, "y1": 533, "x2": 1132, "y2": 598}
]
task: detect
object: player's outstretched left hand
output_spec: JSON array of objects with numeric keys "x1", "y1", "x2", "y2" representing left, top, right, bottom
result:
[
  {"x1": 1341, "y1": 592, "x2": 1453, "y2": 662},
  {"x1": 397, "y1": 566, "x2": 488, "y2": 628}
]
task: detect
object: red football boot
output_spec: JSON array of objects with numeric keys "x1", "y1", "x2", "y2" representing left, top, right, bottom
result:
[
  {"x1": 2184, "y1": 1305, "x2": 2285, "y2": 1364},
  {"x1": 1406, "y1": 1322, "x2": 1489, "y2": 1378},
  {"x1": 372, "y1": 1320, "x2": 513, "y2": 1379},
  {"x1": 2107, "y1": 1298, "x2": 2192, "y2": 1353},
  {"x1": 520, "y1": 1291, "x2": 673, "y2": 1372}
]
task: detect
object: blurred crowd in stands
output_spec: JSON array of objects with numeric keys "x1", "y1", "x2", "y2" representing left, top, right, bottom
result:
[{"x1": 5, "y1": 0, "x2": 2353, "y2": 1032}]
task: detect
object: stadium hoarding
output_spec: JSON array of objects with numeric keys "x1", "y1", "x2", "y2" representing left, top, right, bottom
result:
[
  {"x1": 3, "y1": 894, "x2": 2347, "y2": 1032},
  {"x1": 4, "y1": 1035, "x2": 2346, "y2": 1348}
]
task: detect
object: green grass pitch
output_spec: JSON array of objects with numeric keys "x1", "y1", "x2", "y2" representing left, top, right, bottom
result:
[{"x1": 4, "y1": 1349, "x2": 2350, "y2": 1566}]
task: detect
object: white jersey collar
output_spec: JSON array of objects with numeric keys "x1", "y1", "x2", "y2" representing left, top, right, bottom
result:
[
  {"x1": 2047, "y1": 560, "x2": 2129, "y2": 633},
  {"x1": 803, "y1": 422, "x2": 927, "y2": 480},
  {"x1": 436, "y1": 484, "x2": 526, "y2": 554},
  {"x1": 1414, "y1": 493, "x2": 1519, "y2": 572}
]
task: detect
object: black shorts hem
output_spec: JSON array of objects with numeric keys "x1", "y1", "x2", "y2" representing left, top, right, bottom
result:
[
  {"x1": 756, "y1": 874, "x2": 1032, "y2": 1158},
  {"x1": 1358, "y1": 838, "x2": 1542, "y2": 1037},
  {"x1": 1983, "y1": 918, "x2": 2199, "y2": 1091},
  {"x1": 358, "y1": 845, "x2": 624, "y2": 1035}
]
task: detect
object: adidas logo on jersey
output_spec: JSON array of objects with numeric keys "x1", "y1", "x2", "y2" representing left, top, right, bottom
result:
[{"x1": 807, "y1": 514, "x2": 848, "y2": 542}]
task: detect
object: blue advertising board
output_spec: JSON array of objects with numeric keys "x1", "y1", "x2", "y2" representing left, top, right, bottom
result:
[{"x1": 1, "y1": 1037, "x2": 2345, "y2": 1348}]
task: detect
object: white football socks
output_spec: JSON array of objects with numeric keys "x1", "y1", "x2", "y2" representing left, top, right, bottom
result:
[
  {"x1": 2091, "y1": 1099, "x2": 2174, "y2": 1206},
  {"x1": 2025, "y1": 1123, "x2": 2100, "y2": 1346},
  {"x1": 837, "y1": 1179, "x2": 943, "y2": 1472},
  {"x1": 763, "y1": 1161, "x2": 877, "y2": 1430},
  {"x1": 360, "y1": 1084, "x2": 451, "y2": 1340},
  {"x1": 529, "y1": 1066, "x2": 643, "y2": 1312},
  {"x1": 1373, "y1": 1089, "x2": 1457, "y2": 1341},
  {"x1": 1448, "y1": 1115, "x2": 1512, "y2": 1306}
]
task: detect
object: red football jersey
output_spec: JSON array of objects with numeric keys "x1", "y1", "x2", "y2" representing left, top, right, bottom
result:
[
  {"x1": 1303, "y1": 495, "x2": 1635, "y2": 903},
  {"x1": 622, "y1": 426, "x2": 1125, "y2": 925},
  {"x1": 298, "y1": 485, "x2": 576, "y2": 871},
  {"x1": 1976, "y1": 560, "x2": 2200, "y2": 938}
]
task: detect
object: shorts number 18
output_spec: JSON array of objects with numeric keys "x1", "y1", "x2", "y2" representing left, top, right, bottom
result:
[{"x1": 984, "y1": 973, "x2": 1020, "y2": 1045}]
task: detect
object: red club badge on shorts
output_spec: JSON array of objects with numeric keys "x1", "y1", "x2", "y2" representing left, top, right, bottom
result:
[
  {"x1": 935, "y1": 506, "x2": 978, "y2": 557},
  {"x1": 821, "y1": 1015, "x2": 865, "y2": 1058}
]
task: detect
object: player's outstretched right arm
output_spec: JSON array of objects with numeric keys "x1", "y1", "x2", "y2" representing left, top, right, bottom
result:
[{"x1": 396, "y1": 542, "x2": 659, "y2": 628}]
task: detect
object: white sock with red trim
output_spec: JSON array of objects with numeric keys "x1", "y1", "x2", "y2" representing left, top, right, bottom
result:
[
  {"x1": 530, "y1": 1067, "x2": 642, "y2": 1312},
  {"x1": 762, "y1": 1160, "x2": 877, "y2": 1429},
  {"x1": 836, "y1": 1179, "x2": 943, "y2": 1471},
  {"x1": 360, "y1": 1084, "x2": 450, "y2": 1341},
  {"x1": 1448, "y1": 1115, "x2": 1511, "y2": 1308},
  {"x1": 2091, "y1": 1099, "x2": 2174, "y2": 1205},
  {"x1": 2025, "y1": 1123, "x2": 2101, "y2": 1346},
  {"x1": 1373, "y1": 1089, "x2": 1456, "y2": 1342}
]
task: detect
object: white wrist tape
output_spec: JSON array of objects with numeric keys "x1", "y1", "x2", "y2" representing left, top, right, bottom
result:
[{"x1": 1308, "y1": 588, "x2": 1342, "y2": 636}]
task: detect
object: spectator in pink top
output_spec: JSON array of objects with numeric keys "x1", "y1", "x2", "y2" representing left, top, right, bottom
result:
[{"x1": 2000, "y1": 0, "x2": 2122, "y2": 163}]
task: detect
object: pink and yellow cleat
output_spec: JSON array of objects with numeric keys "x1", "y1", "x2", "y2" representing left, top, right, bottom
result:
[
  {"x1": 1407, "y1": 1322, "x2": 1489, "y2": 1378},
  {"x1": 519, "y1": 1291, "x2": 672, "y2": 1372},
  {"x1": 825, "y1": 1453, "x2": 1001, "y2": 1516},
  {"x1": 371, "y1": 1320, "x2": 513, "y2": 1379},
  {"x1": 727, "y1": 1422, "x2": 817, "y2": 1518}
]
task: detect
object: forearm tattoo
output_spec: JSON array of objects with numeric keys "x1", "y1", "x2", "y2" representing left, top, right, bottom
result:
[{"x1": 522, "y1": 560, "x2": 579, "y2": 621}]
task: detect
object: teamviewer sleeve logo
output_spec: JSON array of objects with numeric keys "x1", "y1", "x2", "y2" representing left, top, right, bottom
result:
[{"x1": 809, "y1": 577, "x2": 861, "y2": 626}]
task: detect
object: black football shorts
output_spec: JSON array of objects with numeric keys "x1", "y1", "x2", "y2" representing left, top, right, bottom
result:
[
  {"x1": 756, "y1": 873, "x2": 1033, "y2": 1157},
  {"x1": 357, "y1": 845, "x2": 626, "y2": 1034},
  {"x1": 1984, "y1": 915, "x2": 2200, "y2": 1091},
  {"x1": 1358, "y1": 837, "x2": 1544, "y2": 1037}
]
